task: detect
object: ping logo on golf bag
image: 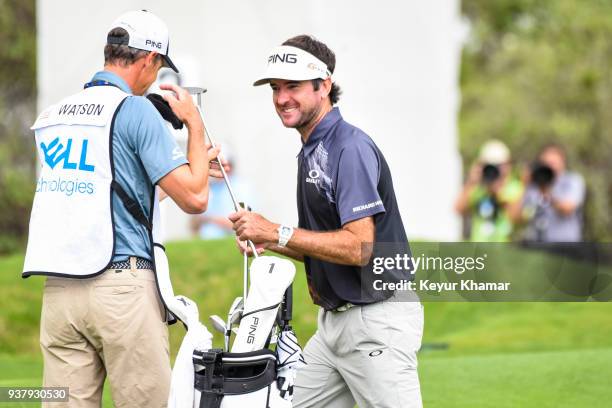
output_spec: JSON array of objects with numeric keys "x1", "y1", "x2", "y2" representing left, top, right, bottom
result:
[
  {"x1": 40, "y1": 137, "x2": 95, "y2": 172},
  {"x1": 247, "y1": 317, "x2": 260, "y2": 344},
  {"x1": 268, "y1": 53, "x2": 297, "y2": 64}
]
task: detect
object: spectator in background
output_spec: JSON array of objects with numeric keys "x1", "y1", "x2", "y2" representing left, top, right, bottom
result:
[
  {"x1": 510, "y1": 143, "x2": 585, "y2": 242},
  {"x1": 455, "y1": 140, "x2": 523, "y2": 242}
]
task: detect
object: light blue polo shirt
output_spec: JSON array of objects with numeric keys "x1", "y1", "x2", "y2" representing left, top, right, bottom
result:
[{"x1": 90, "y1": 71, "x2": 188, "y2": 261}]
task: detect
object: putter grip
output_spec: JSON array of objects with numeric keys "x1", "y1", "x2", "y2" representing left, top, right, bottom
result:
[{"x1": 238, "y1": 202, "x2": 258, "y2": 256}]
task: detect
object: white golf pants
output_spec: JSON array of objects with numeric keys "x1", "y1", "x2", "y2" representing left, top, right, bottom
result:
[{"x1": 293, "y1": 294, "x2": 424, "y2": 408}]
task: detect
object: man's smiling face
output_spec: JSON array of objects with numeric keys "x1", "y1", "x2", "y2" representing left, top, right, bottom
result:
[{"x1": 270, "y1": 79, "x2": 325, "y2": 130}]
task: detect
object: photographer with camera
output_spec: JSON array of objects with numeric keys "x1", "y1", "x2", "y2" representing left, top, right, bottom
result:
[
  {"x1": 510, "y1": 143, "x2": 585, "y2": 242},
  {"x1": 455, "y1": 140, "x2": 523, "y2": 242}
]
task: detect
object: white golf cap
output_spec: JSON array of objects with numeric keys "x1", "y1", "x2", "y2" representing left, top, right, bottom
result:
[
  {"x1": 107, "y1": 10, "x2": 178, "y2": 73},
  {"x1": 253, "y1": 45, "x2": 331, "y2": 86},
  {"x1": 479, "y1": 139, "x2": 511, "y2": 164}
]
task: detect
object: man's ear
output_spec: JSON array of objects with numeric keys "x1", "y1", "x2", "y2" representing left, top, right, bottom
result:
[
  {"x1": 322, "y1": 77, "x2": 332, "y2": 99},
  {"x1": 145, "y1": 51, "x2": 160, "y2": 68}
]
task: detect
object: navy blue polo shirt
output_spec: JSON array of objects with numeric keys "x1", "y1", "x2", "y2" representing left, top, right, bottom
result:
[{"x1": 297, "y1": 107, "x2": 412, "y2": 310}]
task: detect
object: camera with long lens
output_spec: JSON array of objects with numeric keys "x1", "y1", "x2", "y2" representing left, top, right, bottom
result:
[
  {"x1": 481, "y1": 164, "x2": 501, "y2": 184},
  {"x1": 530, "y1": 161, "x2": 555, "y2": 188}
]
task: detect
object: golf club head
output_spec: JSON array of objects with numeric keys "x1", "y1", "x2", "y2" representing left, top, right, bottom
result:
[
  {"x1": 184, "y1": 86, "x2": 207, "y2": 95},
  {"x1": 185, "y1": 87, "x2": 207, "y2": 110},
  {"x1": 228, "y1": 297, "x2": 244, "y2": 315},
  {"x1": 225, "y1": 297, "x2": 244, "y2": 351},
  {"x1": 227, "y1": 297, "x2": 244, "y2": 325},
  {"x1": 229, "y1": 309, "x2": 243, "y2": 325},
  {"x1": 209, "y1": 315, "x2": 226, "y2": 334}
]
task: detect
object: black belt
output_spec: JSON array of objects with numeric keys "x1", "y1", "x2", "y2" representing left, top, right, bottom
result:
[{"x1": 109, "y1": 257, "x2": 153, "y2": 270}]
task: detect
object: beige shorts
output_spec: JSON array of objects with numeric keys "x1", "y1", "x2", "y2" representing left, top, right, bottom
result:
[
  {"x1": 293, "y1": 294, "x2": 424, "y2": 408},
  {"x1": 40, "y1": 259, "x2": 170, "y2": 408}
]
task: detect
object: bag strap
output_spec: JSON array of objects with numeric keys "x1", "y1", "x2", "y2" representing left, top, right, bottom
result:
[
  {"x1": 111, "y1": 180, "x2": 152, "y2": 231},
  {"x1": 196, "y1": 349, "x2": 225, "y2": 408}
]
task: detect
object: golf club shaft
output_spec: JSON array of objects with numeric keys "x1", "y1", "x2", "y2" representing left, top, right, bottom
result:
[
  {"x1": 188, "y1": 92, "x2": 259, "y2": 258},
  {"x1": 243, "y1": 250, "x2": 248, "y2": 301},
  {"x1": 198, "y1": 107, "x2": 240, "y2": 210}
]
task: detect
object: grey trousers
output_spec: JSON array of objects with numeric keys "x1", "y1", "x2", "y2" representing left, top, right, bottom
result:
[{"x1": 293, "y1": 295, "x2": 424, "y2": 408}]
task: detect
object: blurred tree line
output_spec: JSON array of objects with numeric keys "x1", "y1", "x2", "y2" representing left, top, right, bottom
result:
[
  {"x1": 460, "y1": 0, "x2": 612, "y2": 241},
  {"x1": 0, "y1": 0, "x2": 36, "y2": 253}
]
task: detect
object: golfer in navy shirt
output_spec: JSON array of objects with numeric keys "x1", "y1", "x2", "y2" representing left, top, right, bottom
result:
[{"x1": 229, "y1": 35, "x2": 424, "y2": 408}]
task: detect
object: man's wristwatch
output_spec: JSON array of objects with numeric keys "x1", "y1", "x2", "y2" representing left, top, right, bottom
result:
[{"x1": 277, "y1": 225, "x2": 294, "y2": 247}]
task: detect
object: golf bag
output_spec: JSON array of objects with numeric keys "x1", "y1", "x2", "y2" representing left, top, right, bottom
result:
[
  {"x1": 193, "y1": 349, "x2": 290, "y2": 408},
  {"x1": 232, "y1": 256, "x2": 295, "y2": 352},
  {"x1": 192, "y1": 256, "x2": 305, "y2": 408}
]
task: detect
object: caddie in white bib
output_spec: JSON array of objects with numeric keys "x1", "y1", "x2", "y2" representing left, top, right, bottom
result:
[{"x1": 24, "y1": 84, "x2": 128, "y2": 277}]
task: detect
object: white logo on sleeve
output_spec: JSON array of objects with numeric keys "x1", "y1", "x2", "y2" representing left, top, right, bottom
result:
[
  {"x1": 172, "y1": 147, "x2": 185, "y2": 160},
  {"x1": 353, "y1": 200, "x2": 383, "y2": 213}
]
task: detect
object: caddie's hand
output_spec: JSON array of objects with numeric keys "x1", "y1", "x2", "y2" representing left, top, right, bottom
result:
[
  {"x1": 234, "y1": 236, "x2": 266, "y2": 257},
  {"x1": 229, "y1": 210, "x2": 277, "y2": 245},
  {"x1": 206, "y1": 142, "x2": 222, "y2": 176},
  {"x1": 207, "y1": 144, "x2": 231, "y2": 178},
  {"x1": 159, "y1": 83, "x2": 201, "y2": 127}
]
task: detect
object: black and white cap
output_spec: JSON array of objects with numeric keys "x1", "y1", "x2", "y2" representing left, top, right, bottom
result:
[
  {"x1": 253, "y1": 45, "x2": 331, "y2": 86},
  {"x1": 107, "y1": 10, "x2": 178, "y2": 73}
]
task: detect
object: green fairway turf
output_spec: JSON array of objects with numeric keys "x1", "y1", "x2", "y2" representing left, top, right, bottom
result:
[
  {"x1": 2, "y1": 348, "x2": 611, "y2": 407},
  {"x1": 419, "y1": 347, "x2": 612, "y2": 407},
  {"x1": 2, "y1": 239, "x2": 612, "y2": 407}
]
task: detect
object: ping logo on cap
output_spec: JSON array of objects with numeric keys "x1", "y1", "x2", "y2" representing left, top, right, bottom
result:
[
  {"x1": 108, "y1": 10, "x2": 179, "y2": 73},
  {"x1": 145, "y1": 39, "x2": 162, "y2": 49},
  {"x1": 253, "y1": 45, "x2": 332, "y2": 86},
  {"x1": 268, "y1": 53, "x2": 297, "y2": 64}
]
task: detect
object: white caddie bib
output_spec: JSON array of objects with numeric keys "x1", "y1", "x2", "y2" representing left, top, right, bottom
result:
[{"x1": 23, "y1": 85, "x2": 128, "y2": 277}]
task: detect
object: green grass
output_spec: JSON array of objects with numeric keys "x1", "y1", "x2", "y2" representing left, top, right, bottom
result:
[
  {"x1": 2, "y1": 239, "x2": 612, "y2": 407},
  {"x1": 420, "y1": 348, "x2": 612, "y2": 407},
  {"x1": 421, "y1": 302, "x2": 612, "y2": 355},
  {"x1": 2, "y1": 349, "x2": 611, "y2": 407}
]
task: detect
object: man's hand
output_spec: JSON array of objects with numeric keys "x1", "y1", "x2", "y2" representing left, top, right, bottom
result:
[
  {"x1": 228, "y1": 210, "x2": 278, "y2": 245},
  {"x1": 227, "y1": 213, "x2": 376, "y2": 265},
  {"x1": 203, "y1": 143, "x2": 222, "y2": 177},
  {"x1": 160, "y1": 83, "x2": 201, "y2": 128},
  {"x1": 208, "y1": 155, "x2": 231, "y2": 179},
  {"x1": 160, "y1": 84, "x2": 229, "y2": 178},
  {"x1": 157, "y1": 85, "x2": 211, "y2": 214},
  {"x1": 234, "y1": 237, "x2": 266, "y2": 257}
]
